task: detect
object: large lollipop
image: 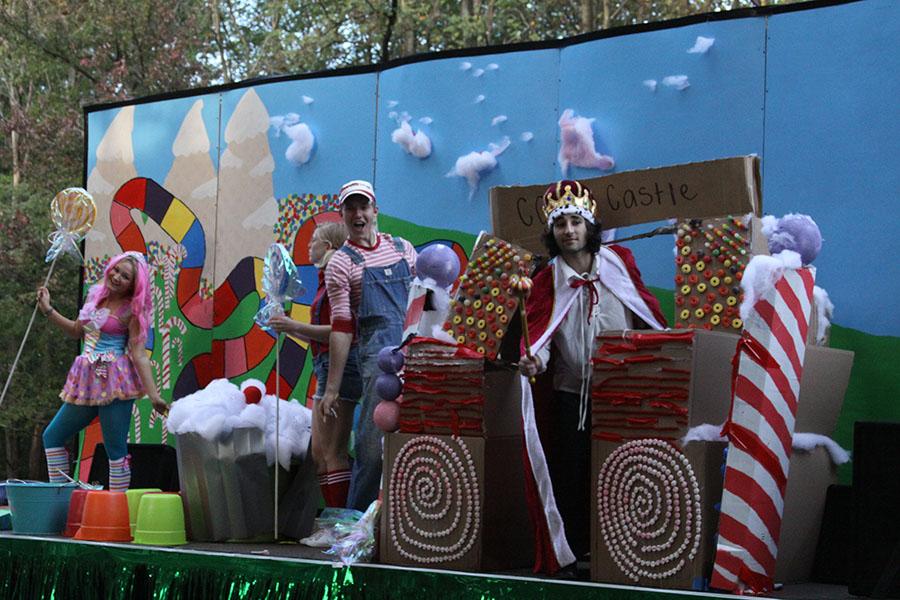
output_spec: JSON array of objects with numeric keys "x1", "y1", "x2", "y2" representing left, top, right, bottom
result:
[
  {"x1": 508, "y1": 274, "x2": 536, "y2": 383},
  {"x1": 1, "y1": 188, "x2": 96, "y2": 409},
  {"x1": 254, "y1": 242, "x2": 304, "y2": 540},
  {"x1": 255, "y1": 242, "x2": 305, "y2": 331},
  {"x1": 47, "y1": 188, "x2": 97, "y2": 262}
]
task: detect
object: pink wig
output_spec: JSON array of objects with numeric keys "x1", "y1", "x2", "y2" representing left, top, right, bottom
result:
[{"x1": 84, "y1": 251, "x2": 153, "y2": 344}]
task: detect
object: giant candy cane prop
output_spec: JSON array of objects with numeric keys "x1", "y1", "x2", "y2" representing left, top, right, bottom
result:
[{"x1": 711, "y1": 266, "x2": 815, "y2": 594}]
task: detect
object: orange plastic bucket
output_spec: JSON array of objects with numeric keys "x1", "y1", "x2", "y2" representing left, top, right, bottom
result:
[
  {"x1": 74, "y1": 490, "x2": 132, "y2": 542},
  {"x1": 63, "y1": 488, "x2": 89, "y2": 537}
]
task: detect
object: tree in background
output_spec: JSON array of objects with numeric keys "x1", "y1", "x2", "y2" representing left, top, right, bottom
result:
[{"x1": 0, "y1": 176, "x2": 81, "y2": 478}]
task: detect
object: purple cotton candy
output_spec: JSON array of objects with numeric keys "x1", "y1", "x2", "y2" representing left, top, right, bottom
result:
[
  {"x1": 377, "y1": 346, "x2": 405, "y2": 373},
  {"x1": 375, "y1": 373, "x2": 402, "y2": 401},
  {"x1": 767, "y1": 214, "x2": 822, "y2": 265},
  {"x1": 415, "y1": 244, "x2": 461, "y2": 289}
]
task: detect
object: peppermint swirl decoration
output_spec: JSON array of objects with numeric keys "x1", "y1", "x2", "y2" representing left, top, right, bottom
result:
[
  {"x1": 597, "y1": 439, "x2": 702, "y2": 581},
  {"x1": 388, "y1": 435, "x2": 481, "y2": 564}
]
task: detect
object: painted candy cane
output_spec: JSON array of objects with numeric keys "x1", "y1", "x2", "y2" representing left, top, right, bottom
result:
[
  {"x1": 148, "y1": 409, "x2": 168, "y2": 445},
  {"x1": 131, "y1": 402, "x2": 143, "y2": 443}
]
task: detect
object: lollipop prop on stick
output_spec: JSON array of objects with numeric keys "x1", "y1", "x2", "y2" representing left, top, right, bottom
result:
[
  {"x1": 254, "y1": 242, "x2": 304, "y2": 540},
  {"x1": 508, "y1": 274, "x2": 536, "y2": 383},
  {"x1": 0, "y1": 188, "x2": 96, "y2": 409}
]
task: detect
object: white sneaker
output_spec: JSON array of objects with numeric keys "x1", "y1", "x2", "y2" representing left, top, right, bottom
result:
[{"x1": 299, "y1": 528, "x2": 337, "y2": 548}]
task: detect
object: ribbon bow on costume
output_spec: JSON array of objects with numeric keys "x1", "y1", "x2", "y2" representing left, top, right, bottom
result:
[
  {"x1": 78, "y1": 304, "x2": 111, "y2": 331},
  {"x1": 570, "y1": 275, "x2": 600, "y2": 323}
]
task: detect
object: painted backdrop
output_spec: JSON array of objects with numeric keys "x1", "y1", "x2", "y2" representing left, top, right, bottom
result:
[{"x1": 83, "y1": 0, "x2": 898, "y2": 481}]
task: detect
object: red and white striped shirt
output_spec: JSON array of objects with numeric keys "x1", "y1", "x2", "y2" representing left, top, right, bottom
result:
[{"x1": 324, "y1": 233, "x2": 417, "y2": 334}]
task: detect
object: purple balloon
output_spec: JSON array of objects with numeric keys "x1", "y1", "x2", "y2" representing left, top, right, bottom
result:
[
  {"x1": 375, "y1": 373, "x2": 402, "y2": 401},
  {"x1": 415, "y1": 244, "x2": 461, "y2": 289},
  {"x1": 377, "y1": 346, "x2": 405, "y2": 373},
  {"x1": 768, "y1": 214, "x2": 822, "y2": 265}
]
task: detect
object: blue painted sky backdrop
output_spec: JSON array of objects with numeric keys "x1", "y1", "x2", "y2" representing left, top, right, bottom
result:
[{"x1": 86, "y1": 0, "x2": 899, "y2": 335}]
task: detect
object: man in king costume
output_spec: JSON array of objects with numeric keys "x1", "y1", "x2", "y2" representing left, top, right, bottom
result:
[{"x1": 518, "y1": 180, "x2": 668, "y2": 574}]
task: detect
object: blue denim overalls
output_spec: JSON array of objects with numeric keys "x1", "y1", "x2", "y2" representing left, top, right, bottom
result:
[{"x1": 339, "y1": 239, "x2": 412, "y2": 510}]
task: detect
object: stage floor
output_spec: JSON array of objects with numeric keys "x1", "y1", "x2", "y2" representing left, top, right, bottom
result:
[{"x1": 0, "y1": 532, "x2": 856, "y2": 599}]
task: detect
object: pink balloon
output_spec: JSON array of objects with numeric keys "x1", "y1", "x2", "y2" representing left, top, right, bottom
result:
[{"x1": 373, "y1": 400, "x2": 400, "y2": 432}]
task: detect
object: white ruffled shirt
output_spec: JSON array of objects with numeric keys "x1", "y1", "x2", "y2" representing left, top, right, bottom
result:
[{"x1": 535, "y1": 255, "x2": 633, "y2": 394}]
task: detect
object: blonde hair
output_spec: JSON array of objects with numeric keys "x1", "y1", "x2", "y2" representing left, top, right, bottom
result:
[{"x1": 314, "y1": 221, "x2": 348, "y2": 267}]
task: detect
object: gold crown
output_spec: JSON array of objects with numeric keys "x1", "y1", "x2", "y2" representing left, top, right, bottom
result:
[{"x1": 542, "y1": 180, "x2": 596, "y2": 224}]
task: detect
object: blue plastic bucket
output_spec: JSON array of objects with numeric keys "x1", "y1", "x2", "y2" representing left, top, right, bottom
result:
[{"x1": 5, "y1": 480, "x2": 78, "y2": 535}]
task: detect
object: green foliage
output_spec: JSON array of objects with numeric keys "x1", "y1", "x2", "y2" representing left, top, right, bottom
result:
[{"x1": 0, "y1": 175, "x2": 82, "y2": 476}]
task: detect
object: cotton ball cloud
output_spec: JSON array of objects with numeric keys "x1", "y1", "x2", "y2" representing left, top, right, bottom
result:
[
  {"x1": 812, "y1": 285, "x2": 834, "y2": 345},
  {"x1": 446, "y1": 137, "x2": 511, "y2": 199},
  {"x1": 643, "y1": 79, "x2": 658, "y2": 92},
  {"x1": 491, "y1": 115, "x2": 507, "y2": 126},
  {"x1": 687, "y1": 36, "x2": 715, "y2": 54},
  {"x1": 391, "y1": 119, "x2": 432, "y2": 159},
  {"x1": 662, "y1": 75, "x2": 690, "y2": 90},
  {"x1": 739, "y1": 250, "x2": 802, "y2": 321},
  {"x1": 557, "y1": 108, "x2": 615, "y2": 177},
  {"x1": 270, "y1": 113, "x2": 315, "y2": 166}
]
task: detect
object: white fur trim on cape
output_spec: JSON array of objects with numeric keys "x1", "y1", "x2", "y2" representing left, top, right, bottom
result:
[{"x1": 520, "y1": 375, "x2": 577, "y2": 567}]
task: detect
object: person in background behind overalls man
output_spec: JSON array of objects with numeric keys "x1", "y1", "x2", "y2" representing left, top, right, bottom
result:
[
  {"x1": 268, "y1": 221, "x2": 362, "y2": 514},
  {"x1": 322, "y1": 180, "x2": 417, "y2": 511}
]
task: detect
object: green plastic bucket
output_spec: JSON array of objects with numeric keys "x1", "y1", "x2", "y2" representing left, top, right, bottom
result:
[{"x1": 6, "y1": 480, "x2": 78, "y2": 535}]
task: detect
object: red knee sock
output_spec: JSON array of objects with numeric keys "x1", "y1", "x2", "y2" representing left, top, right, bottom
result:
[{"x1": 318, "y1": 469, "x2": 351, "y2": 508}]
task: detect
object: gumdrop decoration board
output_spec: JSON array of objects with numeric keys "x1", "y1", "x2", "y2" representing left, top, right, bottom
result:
[{"x1": 443, "y1": 233, "x2": 534, "y2": 360}]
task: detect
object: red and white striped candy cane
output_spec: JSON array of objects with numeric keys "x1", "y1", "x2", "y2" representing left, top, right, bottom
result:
[
  {"x1": 711, "y1": 266, "x2": 815, "y2": 594},
  {"x1": 148, "y1": 409, "x2": 168, "y2": 445},
  {"x1": 159, "y1": 315, "x2": 187, "y2": 390},
  {"x1": 131, "y1": 402, "x2": 143, "y2": 443}
]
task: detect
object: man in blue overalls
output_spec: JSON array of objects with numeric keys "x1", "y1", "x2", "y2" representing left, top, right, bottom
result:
[{"x1": 322, "y1": 180, "x2": 417, "y2": 510}]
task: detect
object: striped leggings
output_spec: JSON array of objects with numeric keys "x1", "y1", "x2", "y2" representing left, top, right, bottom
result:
[{"x1": 43, "y1": 400, "x2": 135, "y2": 492}]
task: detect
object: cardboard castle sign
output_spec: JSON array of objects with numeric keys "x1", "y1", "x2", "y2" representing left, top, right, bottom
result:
[{"x1": 490, "y1": 156, "x2": 762, "y2": 254}]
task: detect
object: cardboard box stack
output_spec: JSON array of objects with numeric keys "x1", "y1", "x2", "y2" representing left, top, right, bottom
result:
[
  {"x1": 381, "y1": 237, "x2": 533, "y2": 573},
  {"x1": 590, "y1": 329, "x2": 738, "y2": 590},
  {"x1": 397, "y1": 338, "x2": 485, "y2": 436}
]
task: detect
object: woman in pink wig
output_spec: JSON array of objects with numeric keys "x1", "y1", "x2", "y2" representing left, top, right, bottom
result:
[{"x1": 37, "y1": 251, "x2": 165, "y2": 492}]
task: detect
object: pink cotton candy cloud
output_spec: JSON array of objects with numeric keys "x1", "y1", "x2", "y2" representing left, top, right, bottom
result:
[{"x1": 557, "y1": 109, "x2": 615, "y2": 176}]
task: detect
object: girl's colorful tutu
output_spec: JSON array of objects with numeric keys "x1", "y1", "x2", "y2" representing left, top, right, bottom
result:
[
  {"x1": 61, "y1": 306, "x2": 144, "y2": 406},
  {"x1": 61, "y1": 353, "x2": 143, "y2": 406}
]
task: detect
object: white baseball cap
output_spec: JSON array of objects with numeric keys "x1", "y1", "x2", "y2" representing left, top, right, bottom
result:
[{"x1": 338, "y1": 180, "x2": 376, "y2": 206}]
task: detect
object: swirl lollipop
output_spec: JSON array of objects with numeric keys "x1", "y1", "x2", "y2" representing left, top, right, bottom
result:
[
  {"x1": 253, "y1": 242, "x2": 303, "y2": 540},
  {"x1": 254, "y1": 243, "x2": 305, "y2": 332},
  {"x1": 508, "y1": 274, "x2": 536, "y2": 382},
  {"x1": 1, "y1": 187, "x2": 97, "y2": 409},
  {"x1": 46, "y1": 188, "x2": 97, "y2": 262}
]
